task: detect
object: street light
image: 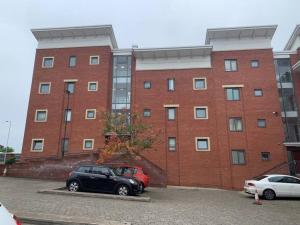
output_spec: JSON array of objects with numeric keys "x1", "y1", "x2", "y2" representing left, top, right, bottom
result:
[{"x1": 3, "y1": 120, "x2": 11, "y2": 165}]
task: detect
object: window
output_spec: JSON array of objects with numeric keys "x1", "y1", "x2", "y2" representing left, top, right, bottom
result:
[
  {"x1": 167, "y1": 78, "x2": 175, "y2": 91},
  {"x1": 261, "y1": 152, "x2": 270, "y2": 161},
  {"x1": 193, "y1": 78, "x2": 206, "y2": 90},
  {"x1": 232, "y1": 150, "x2": 245, "y2": 165},
  {"x1": 77, "y1": 166, "x2": 92, "y2": 173},
  {"x1": 194, "y1": 107, "x2": 208, "y2": 119},
  {"x1": 168, "y1": 137, "x2": 176, "y2": 151},
  {"x1": 92, "y1": 166, "x2": 110, "y2": 175},
  {"x1": 257, "y1": 119, "x2": 266, "y2": 128},
  {"x1": 31, "y1": 139, "x2": 44, "y2": 152},
  {"x1": 83, "y1": 139, "x2": 94, "y2": 150},
  {"x1": 90, "y1": 56, "x2": 99, "y2": 65},
  {"x1": 88, "y1": 82, "x2": 98, "y2": 91},
  {"x1": 64, "y1": 109, "x2": 72, "y2": 122},
  {"x1": 167, "y1": 108, "x2": 176, "y2": 120},
  {"x1": 35, "y1": 110, "x2": 47, "y2": 122},
  {"x1": 195, "y1": 137, "x2": 210, "y2": 151},
  {"x1": 226, "y1": 88, "x2": 240, "y2": 101},
  {"x1": 61, "y1": 138, "x2": 69, "y2": 153},
  {"x1": 144, "y1": 81, "x2": 151, "y2": 89},
  {"x1": 66, "y1": 82, "x2": 75, "y2": 94},
  {"x1": 229, "y1": 118, "x2": 243, "y2": 131},
  {"x1": 268, "y1": 176, "x2": 285, "y2": 182},
  {"x1": 251, "y1": 60, "x2": 259, "y2": 68},
  {"x1": 85, "y1": 109, "x2": 96, "y2": 119},
  {"x1": 42, "y1": 57, "x2": 54, "y2": 68},
  {"x1": 69, "y1": 56, "x2": 76, "y2": 67},
  {"x1": 254, "y1": 89, "x2": 263, "y2": 97},
  {"x1": 39, "y1": 82, "x2": 51, "y2": 94},
  {"x1": 224, "y1": 59, "x2": 237, "y2": 71},
  {"x1": 143, "y1": 109, "x2": 151, "y2": 117}
]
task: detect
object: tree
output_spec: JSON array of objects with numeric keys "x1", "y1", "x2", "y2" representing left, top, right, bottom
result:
[
  {"x1": 0, "y1": 146, "x2": 14, "y2": 153},
  {"x1": 98, "y1": 111, "x2": 161, "y2": 164}
]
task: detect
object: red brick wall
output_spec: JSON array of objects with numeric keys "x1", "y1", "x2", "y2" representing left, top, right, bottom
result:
[
  {"x1": 22, "y1": 46, "x2": 113, "y2": 159},
  {"x1": 132, "y1": 49, "x2": 287, "y2": 189}
]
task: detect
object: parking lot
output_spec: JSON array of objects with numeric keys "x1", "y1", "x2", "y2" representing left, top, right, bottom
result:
[{"x1": 0, "y1": 177, "x2": 300, "y2": 225}]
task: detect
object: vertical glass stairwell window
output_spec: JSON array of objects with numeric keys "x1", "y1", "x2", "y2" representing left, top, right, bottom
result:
[
  {"x1": 112, "y1": 55, "x2": 132, "y2": 118},
  {"x1": 64, "y1": 109, "x2": 72, "y2": 122},
  {"x1": 167, "y1": 78, "x2": 175, "y2": 91}
]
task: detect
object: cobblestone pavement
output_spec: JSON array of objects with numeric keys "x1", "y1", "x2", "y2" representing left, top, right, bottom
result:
[{"x1": 1, "y1": 177, "x2": 300, "y2": 225}]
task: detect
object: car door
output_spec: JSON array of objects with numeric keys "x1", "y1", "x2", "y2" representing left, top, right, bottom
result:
[
  {"x1": 282, "y1": 177, "x2": 300, "y2": 197},
  {"x1": 268, "y1": 176, "x2": 289, "y2": 196},
  {"x1": 77, "y1": 166, "x2": 93, "y2": 190},
  {"x1": 92, "y1": 167, "x2": 117, "y2": 193}
]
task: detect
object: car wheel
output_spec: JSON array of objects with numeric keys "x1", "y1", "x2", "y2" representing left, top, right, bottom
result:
[
  {"x1": 68, "y1": 181, "x2": 80, "y2": 192},
  {"x1": 140, "y1": 183, "x2": 145, "y2": 193},
  {"x1": 263, "y1": 189, "x2": 276, "y2": 200},
  {"x1": 117, "y1": 184, "x2": 129, "y2": 196}
]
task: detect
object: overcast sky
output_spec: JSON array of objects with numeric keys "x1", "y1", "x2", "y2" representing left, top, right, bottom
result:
[{"x1": 0, "y1": 0, "x2": 299, "y2": 153}]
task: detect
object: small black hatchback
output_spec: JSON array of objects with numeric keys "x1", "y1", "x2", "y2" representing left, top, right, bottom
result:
[{"x1": 66, "y1": 165, "x2": 141, "y2": 196}]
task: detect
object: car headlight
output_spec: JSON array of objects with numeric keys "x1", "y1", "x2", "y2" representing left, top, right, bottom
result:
[{"x1": 129, "y1": 179, "x2": 136, "y2": 184}]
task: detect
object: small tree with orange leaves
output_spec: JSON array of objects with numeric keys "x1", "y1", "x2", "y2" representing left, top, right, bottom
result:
[{"x1": 97, "y1": 111, "x2": 160, "y2": 164}]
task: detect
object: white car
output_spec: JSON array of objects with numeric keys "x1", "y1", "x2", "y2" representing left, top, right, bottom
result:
[
  {"x1": 0, "y1": 202, "x2": 21, "y2": 225},
  {"x1": 244, "y1": 174, "x2": 300, "y2": 200}
]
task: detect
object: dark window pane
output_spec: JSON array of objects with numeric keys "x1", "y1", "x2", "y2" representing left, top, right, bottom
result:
[
  {"x1": 144, "y1": 81, "x2": 151, "y2": 89},
  {"x1": 66, "y1": 82, "x2": 75, "y2": 93},
  {"x1": 32, "y1": 140, "x2": 43, "y2": 151},
  {"x1": 197, "y1": 139, "x2": 209, "y2": 150},
  {"x1": 232, "y1": 150, "x2": 245, "y2": 165},
  {"x1": 229, "y1": 118, "x2": 243, "y2": 131},
  {"x1": 261, "y1": 152, "x2": 270, "y2": 161}
]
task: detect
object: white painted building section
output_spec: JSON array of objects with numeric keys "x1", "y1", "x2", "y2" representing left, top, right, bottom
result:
[
  {"x1": 136, "y1": 55, "x2": 211, "y2": 70},
  {"x1": 36, "y1": 35, "x2": 114, "y2": 49},
  {"x1": 210, "y1": 37, "x2": 272, "y2": 51}
]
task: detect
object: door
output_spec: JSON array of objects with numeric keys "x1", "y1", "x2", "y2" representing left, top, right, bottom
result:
[
  {"x1": 77, "y1": 166, "x2": 93, "y2": 190},
  {"x1": 268, "y1": 176, "x2": 290, "y2": 197},
  {"x1": 281, "y1": 176, "x2": 300, "y2": 197},
  {"x1": 91, "y1": 167, "x2": 116, "y2": 193}
]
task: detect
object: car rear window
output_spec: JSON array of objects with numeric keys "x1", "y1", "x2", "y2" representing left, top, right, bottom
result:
[{"x1": 253, "y1": 175, "x2": 268, "y2": 181}]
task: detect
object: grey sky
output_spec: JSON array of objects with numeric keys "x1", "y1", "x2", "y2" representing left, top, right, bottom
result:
[{"x1": 0, "y1": 0, "x2": 299, "y2": 152}]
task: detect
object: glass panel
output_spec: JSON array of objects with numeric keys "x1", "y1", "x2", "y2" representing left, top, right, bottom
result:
[
  {"x1": 84, "y1": 140, "x2": 93, "y2": 149},
  {"x1": 168, "y1": 108, "x2": 175, "y2": 120},
  {"x1": 225, "y1": 60, "x2": 231, "y2": 71},
  {"x1": 89, "y1": 83, "x2": 97, "y2": 91},
  {"x1": 226, "y1": 88, "x2": 240, "y2": 100},
  {"x1": 254, "y1": 89, "x2": 263, "y2": 96},
  {"x1": 40, "y1": 84, "x2": 50, "y2": 93},
  {"x1": 69, "y1": 56, "x2": 76, "y2": 67},
  {"x1": 231, "y1": 60, "x2": 237, "y2": 71},
  {"x1": 251, "y1": 60, "x2": 259, "y2": 68},
  {"x1": 168, "y1": 138, "x2": 176, "y2": 150},
  {"x1": 196, "y1": 108, "x2": 206, "y2": 118},
  {"x1": 258, "y1": 119, "x2": 266, "y2": 128},
  {"x1": 62, "y1": 139, "x2": 69, "y2": 152},
  {"x1": 65, "y1": 110, "x2": 72, "y2": 122},
  {"x1": 197, "y1": 139, "x2": 208, "y2": 150},
  {"x1": 195, "y1": 79, "x2": 205, "y2": 89},
  {"x1": 229, "y1": 118, "x2": 242, "y2": 131},
  {"x1": 232, "y1": 151, "x2": 238, "y2": 164},
  {"x1": 37, "y1": 111, "x2": 46, "y2": 121},
  {"x1": 66, "y1": 83, "x2": 75, "y2": 93},
  {"x1": 261, "y1": 152, "x2": 270, "y2": 161},
  {"x1": 238, "y1": 151, "x2": 245, "y2": 164},
  {"x1": 87, "y1": 111, "x2": 95, "y2": 118},
  {"x1": 144, "y1": 109, "x2": 151, "y2": 117},
  {"x1": 168, "y1": 79, "x2": 175, "y2": 91},
  {"x1": 144, "y1": 81, "x2": 151, "y2": 89},
  {"x1": 33, "y1": 140, "x2": 43, "y2": 150},
  {"x1": 43, "y1": 58, "x2": 53, "y2": 68},
  {"x1": 91, "y1": 56, "x2": 99, "y2": 64}
]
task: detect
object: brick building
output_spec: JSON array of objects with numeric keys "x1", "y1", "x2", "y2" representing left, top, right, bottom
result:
[{"x1": 21, "y1": 25, "x2": 300, "y2": 189}]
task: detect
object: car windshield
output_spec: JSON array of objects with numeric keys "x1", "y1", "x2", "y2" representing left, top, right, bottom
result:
[
  {"x1": 109, "y1": 168, "x2": 116, "y2": 176},
  {"x1": 253, "y1": 175, "x2": 268, "y2": 181}
]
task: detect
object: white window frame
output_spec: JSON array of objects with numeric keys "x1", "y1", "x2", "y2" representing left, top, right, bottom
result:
[
  {"x1": 85, "y1": 109, "x2": 97, "y2": 120},
  {"x1": 195, "y1": 137, "x2": 210, "y2": 152},
  {"x1": 35, "y1": 109, "x2": 48, "y2": 122},
  {"x1": 89, "y1": 55, "x2": 100, "y2": 65},
  {"x1": 194, "y1": 106, "x2": 208, "y2": 120},
  {"x1": 31, "y1": 139, "x2": 44, "y2": 152},
  {"x1": 193, "y1": 77, "x2": 207, "y2": 90},
  {"x1": 42, "y1": 57, "x2": 54, "y2": 68},
  {"x1": 88, "y1": 82, "x2": 98, "y2": 91},
  {"x1": 83, "y1": 139, "x2": 94, "y2": 150},
  {"x1": 39, "y1": 82, "x2": 51, "y2": 94}
]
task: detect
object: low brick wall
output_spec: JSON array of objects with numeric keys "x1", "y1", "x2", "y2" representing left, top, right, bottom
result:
[{"x1": 6, "y1": 153, "x2": 167, "y2": 187}]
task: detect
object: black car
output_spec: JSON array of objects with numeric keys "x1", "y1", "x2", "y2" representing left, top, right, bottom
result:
[{"x1": 66, "y1": 165, "x2": 141, "y2": 196}]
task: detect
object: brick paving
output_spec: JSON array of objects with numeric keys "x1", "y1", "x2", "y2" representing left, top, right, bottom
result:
[{"x1": 0, "y1": 177, "x2": 300, "y2": 225}]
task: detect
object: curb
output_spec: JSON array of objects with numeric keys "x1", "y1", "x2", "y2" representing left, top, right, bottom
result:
[
  {"x1": 167, "y1": 185, "x2": 226, "y2": 191},
  {"x1": 38, "y1": 188, "x2": 151, "y2": 202},
  {"x1": 16, "y1": 211, "x2": 131, "y2": 225}
]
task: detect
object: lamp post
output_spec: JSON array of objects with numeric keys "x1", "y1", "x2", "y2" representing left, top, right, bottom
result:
[{"x1": 3, "y1": 120, "x2": 11, "y2": 165}]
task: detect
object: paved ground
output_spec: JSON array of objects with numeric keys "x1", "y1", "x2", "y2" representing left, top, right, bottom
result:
[{"x1": 0, "y1": 177, "x2": 300, "y2": 225}]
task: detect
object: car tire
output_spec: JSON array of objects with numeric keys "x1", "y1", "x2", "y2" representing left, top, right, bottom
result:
[
  {"x1": 140, "y1": 183, "x2": 145, "y2": 193},
  {"x1": 117, "y1": 184, "x2": 130, "y2": 196},
  {"x1": 263, "y1": 189, "x2": 276, "y2": 200},
  {"x1": 68, "y1": 180, "x2": 80, "y2": 192}
]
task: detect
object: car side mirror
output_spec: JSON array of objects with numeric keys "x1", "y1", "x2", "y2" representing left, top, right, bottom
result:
[{"x1": 103, "y1": 172, "x2": 110, "y2": 178}]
